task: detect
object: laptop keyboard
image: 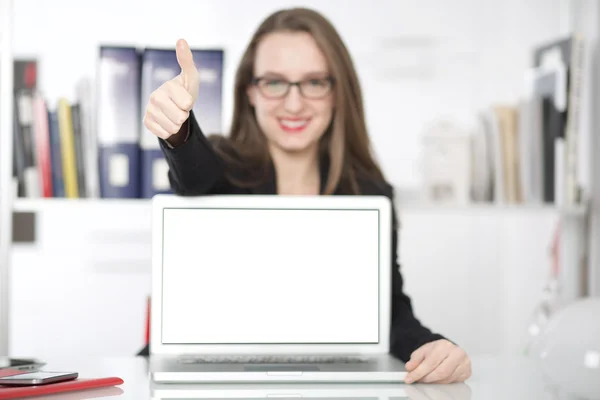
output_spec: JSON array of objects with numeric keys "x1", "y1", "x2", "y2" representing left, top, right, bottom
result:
[{"x1": 178, "y1": 355, "x2": 372, "y2": 364}]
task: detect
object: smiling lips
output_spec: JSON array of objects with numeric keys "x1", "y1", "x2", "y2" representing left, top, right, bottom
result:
[{"x1": 279, "y1": 117, "x2": 311, "y2": 133}]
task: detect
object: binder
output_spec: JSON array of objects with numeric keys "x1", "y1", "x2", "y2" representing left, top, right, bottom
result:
[
  {"x1": 139, "y1": 48, "x2": 178, "y2": 198},
  {"x1": 97, "y1": 46, "x2": 142, "y2": 198},
  {"x1": 190, "y1": 48, "x2": 224, "y2": 138},
  {"x1": 47, "y1": 110, "x2": 65, "y2": 197},
  {"x1": 139, "y1": 47, "x2": 223, "y2": 198}
]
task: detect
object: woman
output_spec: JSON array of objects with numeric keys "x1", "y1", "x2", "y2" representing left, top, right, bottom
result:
[{"x1": 143, "y1": 7, "x2": 471, "y2": 384}]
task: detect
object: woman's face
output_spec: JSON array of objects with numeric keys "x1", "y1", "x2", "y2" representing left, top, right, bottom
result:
[{"x1": 248, "y1": 31, "x2": 335, "y2": 156}]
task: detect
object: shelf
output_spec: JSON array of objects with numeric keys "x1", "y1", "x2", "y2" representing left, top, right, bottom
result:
[
  {"x1": 12, "y1": 198, "x2": 152, "y2": 212},
  {"x1": 392, "y1": 188, "x2": 589, "y2": 216},
  {"x1": 10, "y1": 197, "x2": 588, "y2": 219},
  {"x1": 396, "y1": 201, "x2": 588, "y2": 216}
]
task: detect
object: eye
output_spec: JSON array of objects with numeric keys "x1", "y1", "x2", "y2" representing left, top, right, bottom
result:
[
  {"x1": 264, "y1": 79, "x2": 285, "y2": 87},
  {"x1": 308, "y1": 79, "x2": 327, "y2": 87}
]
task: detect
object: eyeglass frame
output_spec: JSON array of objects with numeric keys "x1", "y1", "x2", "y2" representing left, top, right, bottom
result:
[{"x1": 250, "y1": 76, "x2": 335, "y2": 99}]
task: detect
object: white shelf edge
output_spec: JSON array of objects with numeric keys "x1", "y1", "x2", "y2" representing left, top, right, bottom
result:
[
  {"x1": 12, "y1": 198, "x2": 152, "y2": 212},
  {"x1": 10, "y1": 197, "x2": 588, "y2": 218},
  {"x1": 396, "y1": 201, "x2": 587, "y2": 215}
]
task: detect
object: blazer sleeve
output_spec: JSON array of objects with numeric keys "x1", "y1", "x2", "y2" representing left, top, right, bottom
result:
[
  {"x1": 158, "y1": 111, "x2": 230, "y2": 195},
  {"x1": 389, "y1": 194, "x2": 446, "y2": 362}
]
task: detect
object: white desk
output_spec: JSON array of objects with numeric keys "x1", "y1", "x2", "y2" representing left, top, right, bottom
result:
[{"x1": 32, "y1": 354, "x2": 598, "y2": 400}]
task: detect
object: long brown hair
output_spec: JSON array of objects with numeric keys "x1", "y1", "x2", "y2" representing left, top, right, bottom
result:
[{"x1": 209, "y1": 7, "x2": 385, "y2": 194}]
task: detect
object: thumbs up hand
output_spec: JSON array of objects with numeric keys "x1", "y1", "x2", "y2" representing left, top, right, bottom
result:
[{"x1": 143, "y1": 39, "x2": 199, "y2": 140}]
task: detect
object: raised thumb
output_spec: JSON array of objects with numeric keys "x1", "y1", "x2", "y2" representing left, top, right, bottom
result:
[{"x1": 176, "y1": 38, "x2": 196, "y2": 91}]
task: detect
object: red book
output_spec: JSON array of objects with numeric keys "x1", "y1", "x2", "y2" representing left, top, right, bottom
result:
[
  {"x1": 0, "y1": 369, "x2": 124, "y2": 399},
  {"x1": 32, "y1": 92, "x2": 53, "y2": 197}
]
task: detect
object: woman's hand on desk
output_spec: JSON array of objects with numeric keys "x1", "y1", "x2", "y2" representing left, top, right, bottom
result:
[{"x1": 404, "y1": 339, "x2": 471, "y2": 384}]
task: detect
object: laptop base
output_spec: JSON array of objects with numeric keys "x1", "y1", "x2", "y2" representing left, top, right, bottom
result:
[{"x1": 149, "y1": 353, "x2": 407, "y2": 383}]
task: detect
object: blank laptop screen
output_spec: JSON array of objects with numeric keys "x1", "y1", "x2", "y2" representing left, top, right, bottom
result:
[{"x1": 161, "y1": 207, "x2": 380, "y2": 344}]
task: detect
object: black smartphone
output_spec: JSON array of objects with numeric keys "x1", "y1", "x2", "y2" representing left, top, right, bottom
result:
[
  {"x1": 0, "y1": 357, "x2": 46, "y2": 371},
  {"x1": 0, "y1": 371, "x2": 78, "y2": 386}
]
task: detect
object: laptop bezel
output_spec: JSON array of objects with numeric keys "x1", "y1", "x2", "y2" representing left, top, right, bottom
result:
[{"x1": 150, "y1": 194, "x2": 392, "y2": 355}]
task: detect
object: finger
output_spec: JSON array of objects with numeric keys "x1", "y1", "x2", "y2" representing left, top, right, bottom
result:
[
  {"x1": 175, "y1": 38, "x2": 197, "y2": 91},
  {"x1": 445, "y1": 363, "x2": 470, "y2": 384},
  {"x1": 150, "y1": 86, "x2": 188, "y2": 121},
  {"x1": 143, "y1": 113, "x2": 172, "y2": 140},
  {"x1": 437, "y1": 364, "x2": 467, "y2": 384},
  {"x1": 165, "y1": 79, "x2": 195, "y2": 112},
  {"x1": 148, "y1": 93, "x2": 186, "y2": 132},
  {"x1": 405, "y1": 343, "x2": 451, "y2": 384},
  {"x1": 459, "y1": 368, "x2": 472, "y2": 382},
  {"x1": 161, "y1": 103, "x2": 189, "y2": 129},
  {"x1": 437, "y1": 367, "x2": 462, "y2": 384},
  {"x1": 406, "y1": 360, "x2": 420, "y2": 372},
  {"x1": 406, "y1": 343, "x2": 431, "y2": 371},
  {"x1": 449, "y1": 358, "x2": 472, "y2": 383},
  {"x1": 405, "y1": 354, "x2": 446, "y2": 384},
  {"x1": 421, "y1": 348, "x2": 467, "y2": 384},
  {"x1": 148, "y1": 104, "x2": 183, "y2": 137}
]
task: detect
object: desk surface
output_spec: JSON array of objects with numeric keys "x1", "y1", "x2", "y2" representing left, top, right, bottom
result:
[{"x1": 22, "y1": 354, "x2": 597, "y2": 400}]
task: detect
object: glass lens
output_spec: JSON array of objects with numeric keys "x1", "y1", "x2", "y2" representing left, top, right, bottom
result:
[
  {"x1": 300, "y1": 78, "x2": 331, "y2": 98},
  {"x1": 258, "y1": 79, "x2": 288, "y2": 97}
]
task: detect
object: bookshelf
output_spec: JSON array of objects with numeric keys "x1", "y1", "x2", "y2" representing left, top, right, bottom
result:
[{"x1": 0, "y1": 0, "x2": 598, "y2": 360}]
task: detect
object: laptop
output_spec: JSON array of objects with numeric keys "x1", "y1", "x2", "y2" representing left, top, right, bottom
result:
[{"x1": 149, "y1": 194, "x2": 407, "y2": 383}]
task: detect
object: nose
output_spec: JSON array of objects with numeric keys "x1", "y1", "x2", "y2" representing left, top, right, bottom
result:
[{"x1": 283, "y1": 85, "x2": 304, "y2": 114}]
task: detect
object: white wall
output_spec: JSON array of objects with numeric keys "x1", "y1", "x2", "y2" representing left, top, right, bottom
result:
[
  {"x1": 398, "y1": 205, "x2": 562, "y2": 356},
  {"x1": 10, "y1": 201, "x2": 152, "y2": 359},
  {"x1": 9, "y1": 200, "x2": 563, "y2": 360},
  {"x1": 12, "y1": 0, "x2": 563, "y2": 189}
]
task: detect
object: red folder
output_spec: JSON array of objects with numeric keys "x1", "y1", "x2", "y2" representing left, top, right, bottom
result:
[{"x1": 0, "y1": 369, "x2": 124, "y2": 399}]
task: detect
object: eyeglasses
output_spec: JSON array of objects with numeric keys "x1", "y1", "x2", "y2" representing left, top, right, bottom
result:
[{"x1": 251, "y1": 76, "x2": 334, "y2": 99}]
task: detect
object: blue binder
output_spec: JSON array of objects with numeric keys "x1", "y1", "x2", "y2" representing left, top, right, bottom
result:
[
  {"x1": 139, "y1": 47, "x2": 223, "y2": 199},
  {"x1": 97, "y1": 46, "x2": 141, "y2": 198}
]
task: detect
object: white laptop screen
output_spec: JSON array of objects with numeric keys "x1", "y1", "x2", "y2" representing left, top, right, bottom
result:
[{"x1": 161, "y1": 207, "x2": 380, "y2": 345}]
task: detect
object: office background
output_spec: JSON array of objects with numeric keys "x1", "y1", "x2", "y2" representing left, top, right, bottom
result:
[{"x1": 1, "y1": 0, "x2": 599, "y2": 363}]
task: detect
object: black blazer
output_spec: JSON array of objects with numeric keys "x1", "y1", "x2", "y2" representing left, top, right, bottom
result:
[{"x1": 148, "y1": 112, "x2": 445, "y2": 362}]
